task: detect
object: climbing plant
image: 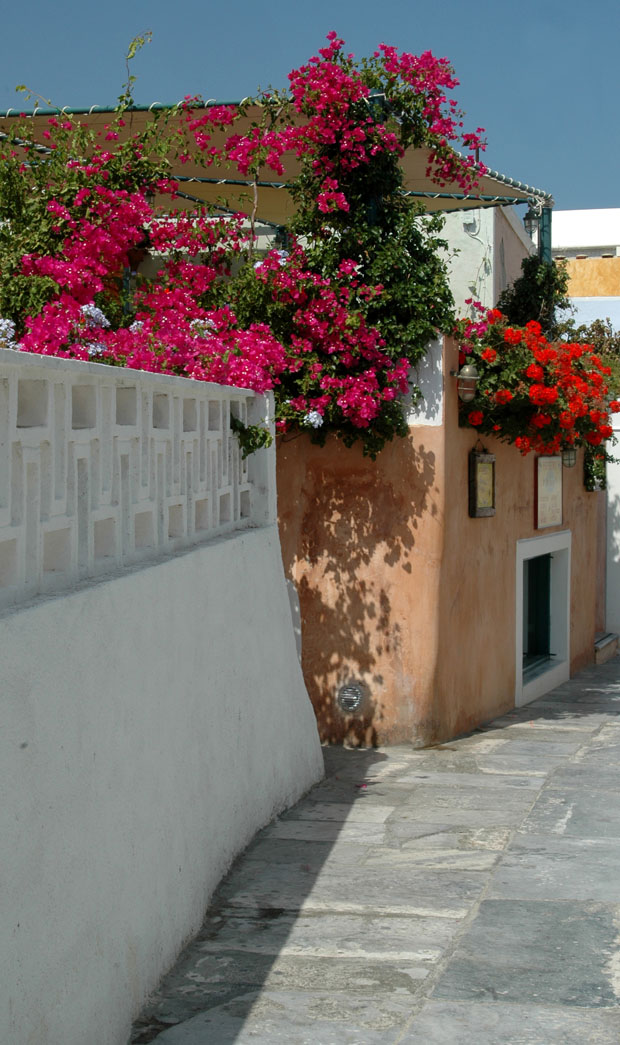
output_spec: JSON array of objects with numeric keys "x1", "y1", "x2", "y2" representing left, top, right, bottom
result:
[{"x1": 0, "y1": 32, "x2": 488, "y2": 456}]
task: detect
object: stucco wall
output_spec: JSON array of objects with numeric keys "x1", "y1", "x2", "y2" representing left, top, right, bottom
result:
[
  {"x1": 493, "y1": 206, "x2": 533, "y2": 303},
  {"x1": 0, "y1": 353, "x2": 323, "y2": 1045},
  {"x1": 607, "y1": 416, "x2": 620, "y2": 635},
  {"x1": 442, "y1": 207, "x2": 532, "y2": 312},
  {"x1": 563, "y1": 256, "x2": 620, "y2": 297},
  {"x1": 277, "y1": 339, "x2": 600, "y2": 747},
  {"x1": 1, "y1": 528, "x2": 323, "y2": 1045},
  {"x1": 435, "y1": 345, "x2": 600, "y2": 738},
  {"x1": 277, "y1": 423, "x2": 446, "y2": 746}
]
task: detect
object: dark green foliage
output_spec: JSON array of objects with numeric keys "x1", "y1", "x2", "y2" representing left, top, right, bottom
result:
[
  {"x1": 496, "y1": 255, "x2": 571, "y2": 339},
  {"x1": 556, "y1": 316, "x2": 620, "y2": 396},
  {"x1": 230, "y1": 415, "x2": 273, "y2": 458},
  {"x1": 584, "y1": 446, "x2": 607, "y2": 492}
]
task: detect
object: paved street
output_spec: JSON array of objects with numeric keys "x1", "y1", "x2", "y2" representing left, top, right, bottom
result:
[{"x1": 131, "y1": 657, "x2": 620, "y2": 1044}]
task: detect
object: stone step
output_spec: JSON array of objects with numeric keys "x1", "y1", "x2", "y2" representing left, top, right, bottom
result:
[{"x1": 594, "y1": 632, "x2": 619, "y2": 665}]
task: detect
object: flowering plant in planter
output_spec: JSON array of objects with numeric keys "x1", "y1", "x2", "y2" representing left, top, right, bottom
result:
[{"x1": 455, "y1": 303, "x2": 619, "y2": 488}]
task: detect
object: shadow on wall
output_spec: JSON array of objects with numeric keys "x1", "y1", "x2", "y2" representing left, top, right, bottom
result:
[{"x1": 277, "y1": 434, "x2": 438, "y2": 746}]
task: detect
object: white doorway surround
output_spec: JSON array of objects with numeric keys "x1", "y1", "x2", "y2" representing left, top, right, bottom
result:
[{"x1": 515, "y1": 531, "x2": 571, "y2": 707}]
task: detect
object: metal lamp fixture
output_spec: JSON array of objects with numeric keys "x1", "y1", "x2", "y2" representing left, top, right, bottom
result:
[
  {"x1": 455, "y1": 363, "x2": 480, "y2": 403},
  {"x1": 562, "y1": 448, "x2": 577, "y2": 468},
  {"x1": 523, "y1": 206, "x2": 539, "y2": 241}
]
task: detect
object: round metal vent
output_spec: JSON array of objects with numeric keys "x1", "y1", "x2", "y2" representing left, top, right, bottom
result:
[{"x1": 337, "y1": 682, "x2": 364, "y2": 714}]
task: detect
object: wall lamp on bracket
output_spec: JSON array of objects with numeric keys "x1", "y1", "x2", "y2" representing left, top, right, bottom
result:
[
  {"x1": 523, "y1": 205, "x2": 540, "y2": 242},
  {"x1": 561, "y1": 448, "x2": 577, "y2": 468},
  {"x1": 450, "y1": 363, "x2": 480, "y2": 403}
]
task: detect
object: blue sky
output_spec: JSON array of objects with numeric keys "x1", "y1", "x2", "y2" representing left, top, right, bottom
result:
[{"x1": 1, "y1": 0, "x2": 618, "y2": 211}]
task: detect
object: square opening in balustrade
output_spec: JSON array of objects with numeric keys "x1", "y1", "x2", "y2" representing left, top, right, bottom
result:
[
  {"x1": 0, "y1": 538, "x2": 17, "y2": 586},
  {"x1": 208, "y1": 401, "x2": 221, "y2": 431},
  {"x1": 195, "y1": 498, "x2": 210, "y2": 531},
  {"x1": 17, "y1": 379, "x2": 48, "y2": 428},
  {"x1": 183, "y1": 399, "x2": 197, "y2": 432},
  {"x1": 94, "y1": 517, "x2": 116, "y2": 560},
  {"x1": 168, "y1": 504, "x2": 184, "y2": 539},
  {"x1": 153, "y1": 394, "x2": 170, "y2": 429},
  {"x1": 72, "y1": 385, "x2": 97, "y2": 429},
  {"x1": 219, "y1": 492, "x2": 231, "y2": 524},
  {"x1": 116, "y1": 387, "x2": 137, "y2": 426},
  {"x1": 134, "y1": 511, "x2": 155, "y2": 549},
  {"x1": 43, "y1": 528, "x2": 71, "y2": 573}
]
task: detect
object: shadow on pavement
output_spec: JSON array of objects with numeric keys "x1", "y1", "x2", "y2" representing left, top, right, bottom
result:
[{"x1": 130, "y1": 745, "x2": 389, "y2": 1043}]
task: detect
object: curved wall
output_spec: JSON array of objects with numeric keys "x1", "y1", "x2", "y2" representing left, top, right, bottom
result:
[{"x1": 0, "y1": 352, "x2": 323, "y2": 1045}]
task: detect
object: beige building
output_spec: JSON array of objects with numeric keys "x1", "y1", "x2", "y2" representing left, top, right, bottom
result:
[{"x1": 552, "y1": 208, "x2": 620, "y2": 327}]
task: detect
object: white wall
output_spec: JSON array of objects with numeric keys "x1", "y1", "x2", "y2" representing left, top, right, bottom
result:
[
  {"x1": 443, "y1": 207, "x2": 495, "y2": 310},
  {"x1": 493, "y1": 206, "x2": 533, "y2": 304},
  {"x1": 442, "y1": 206, "x2": 532, "y2": 312},
  {"x1": 552, "y1": 208, "x2": 620, "y2": 252},
  {"x1": 0, "y1": 353, "x2": 323, "y2": 1045}
]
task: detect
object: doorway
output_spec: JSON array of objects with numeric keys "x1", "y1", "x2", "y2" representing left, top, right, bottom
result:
[
  {"x1": 516, "y1": 532, "x2": 571, "y2": 706},
  {"x1": 523, "y1": 553, "x2": 551, "y2": 682}
]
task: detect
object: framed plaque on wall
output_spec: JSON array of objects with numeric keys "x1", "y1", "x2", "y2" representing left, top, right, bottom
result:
[
  {"x1": 469, "y1": 447, "x2": 496, "y2": 518},
  {"x1": 535, "y1": 456, "x2": 562, "y2": 528}
]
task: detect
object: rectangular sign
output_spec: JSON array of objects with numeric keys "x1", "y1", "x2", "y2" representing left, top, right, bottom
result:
[
  {"x1": 536, "y1": 456, "x2": 562, "y2": 528},
  {"x1": 469, "y1": 450, "x2": 496, "y2": 517}
]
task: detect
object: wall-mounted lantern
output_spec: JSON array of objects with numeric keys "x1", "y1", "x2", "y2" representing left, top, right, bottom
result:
[
  {"x1": 523, "y1": 201, "x2": 552, "y2": 263},
  {"x1": 561, "y1": 448, "x2": 577, "y2": 468},
  {"x1": 454, "y1": 363, "x2": 480, "y2": 403},
  {"x1": 523, "y1": 206, "x2": 539, "y2": 242}
]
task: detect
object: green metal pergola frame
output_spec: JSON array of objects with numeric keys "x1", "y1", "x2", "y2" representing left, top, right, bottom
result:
[{"x1": 0, "y1": 100, "x2": 555, "y2": 256}]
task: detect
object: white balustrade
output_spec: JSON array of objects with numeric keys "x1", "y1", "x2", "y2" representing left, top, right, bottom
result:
[{"x1": 0, "y1": 349, "x2": 275, "y2": 610}]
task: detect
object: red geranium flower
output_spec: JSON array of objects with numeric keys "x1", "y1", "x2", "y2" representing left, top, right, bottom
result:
[
  {"x1": 503, "y1": 327, "x2": 522, "y2": 344},
  {"x1": 529, "y1": 384, "x2": 558, "y2": 405},
  {"x1": 468, "y1": 409, "x2": 484, "y2": 426},
  {"x1": 481, "y1": 347, "x2": 497, "y2": 363},
  {"x1": 494, "y1": 389, "x2": 513, "y2": 404}
]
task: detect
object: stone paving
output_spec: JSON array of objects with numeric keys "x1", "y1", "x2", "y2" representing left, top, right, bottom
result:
[{"x1": 130, "y1": 657, "x2": 620, "y2": 1043}]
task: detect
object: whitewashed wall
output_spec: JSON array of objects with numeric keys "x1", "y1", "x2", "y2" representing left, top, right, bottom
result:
[
  {"x1": 0, "y1": 351, "x2": 323, "y2": 1045},
  {"x1": 442, "y1": 206, "x2": 532, "y2": 312}
]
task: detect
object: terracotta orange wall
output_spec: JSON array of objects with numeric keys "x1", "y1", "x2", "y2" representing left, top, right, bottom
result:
[
  {"x1": 564, "y1": 256, "x2": 620, "y2": 297},
  {"x1": 434, "y1": 340, "x2": 600, "y2": 741},
  {"x1": 276, "y1": 339, "x2": 602, "y2": 747},
  {"x1": 277, "y1": 423, "x2": 446, "y2": 746}
]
